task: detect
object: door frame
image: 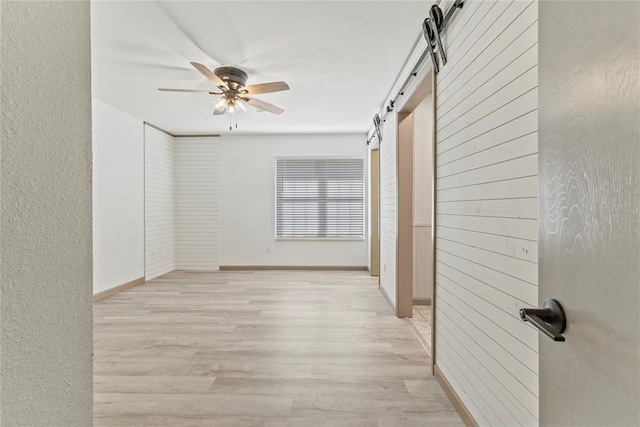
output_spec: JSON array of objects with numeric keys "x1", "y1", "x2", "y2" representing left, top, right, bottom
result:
[
  {"x1": 396, "y1": 112, "x2": 414, "y2": 318},
  {"x1": 394, "y1": 71, "x2": 436, "y2": 337},
  {"x1": 370, "y1": 148, "x2": 380, "y2": 278},
  {"x1": 429, "y1": 70, "x2": 436, "y2": 372}
]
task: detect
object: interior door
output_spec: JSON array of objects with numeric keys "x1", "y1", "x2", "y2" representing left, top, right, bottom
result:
[{"x1": 538, "y1": 2, "x2": 639, "y2": 425}]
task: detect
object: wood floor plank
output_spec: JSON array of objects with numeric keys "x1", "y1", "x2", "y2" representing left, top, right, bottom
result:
[{"x1": 93, "y1": 270, "x2": 462, "y2": 425}]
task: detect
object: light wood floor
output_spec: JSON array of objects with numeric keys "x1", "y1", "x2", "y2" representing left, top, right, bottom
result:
[
  {"x1": 94, "y1": 270, "x2": 462, "y2": 426},
  {"x1": 408, "y1": 305, "x2": 433, "y2": 356}
]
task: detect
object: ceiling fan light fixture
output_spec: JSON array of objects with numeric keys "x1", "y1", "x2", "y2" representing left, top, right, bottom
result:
[
  {"x1": 236, "y1": 100, "x2": 247, "y2": 113},
  {"x1": 161, "y1": 62, "x2": 289, "y2": 129},
  {"x1": 214, "y1": 98, "x2": 227, "y2": 110}
]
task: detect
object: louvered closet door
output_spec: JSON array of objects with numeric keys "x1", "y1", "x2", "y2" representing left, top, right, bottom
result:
[{"x1": 275, "y1": 158, "x2": 364, "y2": 239}]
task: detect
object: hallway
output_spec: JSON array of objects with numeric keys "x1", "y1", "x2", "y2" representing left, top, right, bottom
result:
[{"x1": 93, "y1": 271, "x2": 462, "y2": 426}]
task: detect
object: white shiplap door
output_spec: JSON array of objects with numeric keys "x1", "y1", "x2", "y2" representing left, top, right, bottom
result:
[
  {"x1": 433, "y1": 1, "x2": 540, "y2": 425},
  {"x1": 175, "y1": 136, "x2": 220, "y2": 271},
  {"x1": 144, "y1": 125, "x2": 176, "y2": 280}
]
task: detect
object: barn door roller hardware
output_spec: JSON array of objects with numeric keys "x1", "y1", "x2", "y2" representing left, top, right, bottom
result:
[
  {"x1": 367, "y1": 114, "x2": 383, "y2": 146},
  {"x1": 367, "y1": 114, "x2": 383, "y2": 145},
  {"x1": 423, "y1": 0, "x2": 464, "y2": 74},
  {"x1": 366, "y1": 1, "x2": 463, "y2": 144}
]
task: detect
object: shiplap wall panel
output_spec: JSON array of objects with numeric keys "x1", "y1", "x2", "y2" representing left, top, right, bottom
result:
[
  {"x1": 438, "y1": 227, "x2": 537, "y2": 262},
  {"x1": 436, "y1": 248, "x2": 537, "y2": 304},
  {"x1": 436, "y1": 88, "x2": 538, "y2": 155},
  {"x1": 144, "y1": 125, "x2": 175, "y2": 280},
  {"x1": 436, "y1": 212, "x2": 537, "y2": 241},
  {"x1": 438, "y1": 132, "x2": 537, "y2": 178},
  {"x1": 437, "y1": 286, "x2": 538, "y2": 422},
  {"x1": 437, "y1": 197, "x2": 537, "y2": 219},
  {"x1": 438, "y1": 29, "x2": 537, "y2": 121},
  {"x1": 438, "y1": 72, "x2": 538, "y2": 144},
  {"x1": 436, "y1": 262, "x2": 537, "y2": 342},
  {"x1": 436, "y1": 276, "x2": 537, "y2": 362},
  {"x1": 437, "y1": 174, "x2": 537, "y2": 202},
  {"x1": 436, "y1": 0, "x2": 532, "y2": 96},
  {"x1": 379, "y1": 113, "x2": 398, "y2": 304},
  {"x1": 436, "y1": 352, "x2": 490, "y2": 426},
  {"x1": 436, "y1": 305, "x2": 537, "y2": 425},
  {"x1": 438, "y1": 110, "x2": 537, "y2": 166},
  {"x1": 438, "y1": 154, "x2": 537, "y2": 190},
  {"x1": 437, "y1": 237, "x2": 537, "y2": 285},
  {"x1": 175, "y1": 136, "x2": 220, "y2": 270},
  {"x1": 435, "y1": 1, "x2": 539, "y2": 425}
]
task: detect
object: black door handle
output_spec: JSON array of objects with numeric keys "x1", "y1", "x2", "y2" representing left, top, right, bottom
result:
[{"x1": 519, "y1": 299, "x2": 567, "y2": 342}]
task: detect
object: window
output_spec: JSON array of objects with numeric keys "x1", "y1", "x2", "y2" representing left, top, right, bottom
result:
[{"x1": 276, "y1": 158, "x2": 364, "y2": 239}]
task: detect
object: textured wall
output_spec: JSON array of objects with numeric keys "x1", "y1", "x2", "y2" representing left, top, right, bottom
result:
[
  {"x1": 1, "y1": 2, "x2": 93, "y2": 425},
  {"x1": 539, "y1": 1, "x2": 640, "y2": 425}
]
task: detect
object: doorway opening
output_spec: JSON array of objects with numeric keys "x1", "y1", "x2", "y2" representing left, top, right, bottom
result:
[{"x1": 395, "y1": 72, "x2": 435, "y2": 355}]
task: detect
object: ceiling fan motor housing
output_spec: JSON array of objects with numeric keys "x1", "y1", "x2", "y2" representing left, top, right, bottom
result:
[{"x1": 214, "y1": 66, "x2": 248, "y2": 89}]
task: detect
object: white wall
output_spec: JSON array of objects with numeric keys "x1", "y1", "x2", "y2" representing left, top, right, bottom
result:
[
  {"x1": 220, "y1": 134, "x2": 368, "y2": 267},
  {"x1": 144, "y1": 125, "x2": 176, "y2": 279},
  {"x1": 175, "y1": 136, "x2": 220, "y2": 270},
  {"x1": 372, "y1": 0, "x2": 539, "y2": 425},
  {"x1": 93, "y1": 99, "x2": 144, "y2": 293},
  {"x1": 1, "y1": 2, "x2": 93, "y2": 424},
  {"x1": 413, "y1": 93, "x2": 433, "y2": 301},
  {"x1": 94, "y1": 124, "x2": 220, "y2": 280}
]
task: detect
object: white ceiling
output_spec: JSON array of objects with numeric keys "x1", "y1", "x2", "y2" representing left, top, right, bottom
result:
[{"x1": 91, "y1": 1, "x2": 428, "y2": 135}]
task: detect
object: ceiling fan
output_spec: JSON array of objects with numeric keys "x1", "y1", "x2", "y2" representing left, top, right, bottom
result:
[{"x1": 158, "y1": 62, "x2": 289, "y2": 121}]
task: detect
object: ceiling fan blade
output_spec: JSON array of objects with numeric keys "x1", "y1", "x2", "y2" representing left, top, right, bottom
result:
[
  {"x1": 244, "y1": 81, "x2": 290, "y2": 95},
  {"x1": 245, "y1": 97, "x2": 284, "y2": 115},
  {"x1": 158, "y1": 88, "x2": 218, "y2": 94},
  {"x1": 213, "y1": 108, "x2": 225, "y2": 116},
  {"x1": 190, "y1": 62, "x2": 225, "y2": 86}
]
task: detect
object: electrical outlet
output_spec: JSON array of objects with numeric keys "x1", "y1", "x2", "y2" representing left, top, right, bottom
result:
[
  {"x1": 383, "y1": 263, "x2": 387, "y2": 272},
  {"x1": 266, "y1": 246, "x2": 271, "y2": 254}
]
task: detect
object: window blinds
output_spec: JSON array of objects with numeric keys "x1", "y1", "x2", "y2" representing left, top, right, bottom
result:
[{"x1": 276, "y1": 158, "x2": 364, "y2": 239}]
